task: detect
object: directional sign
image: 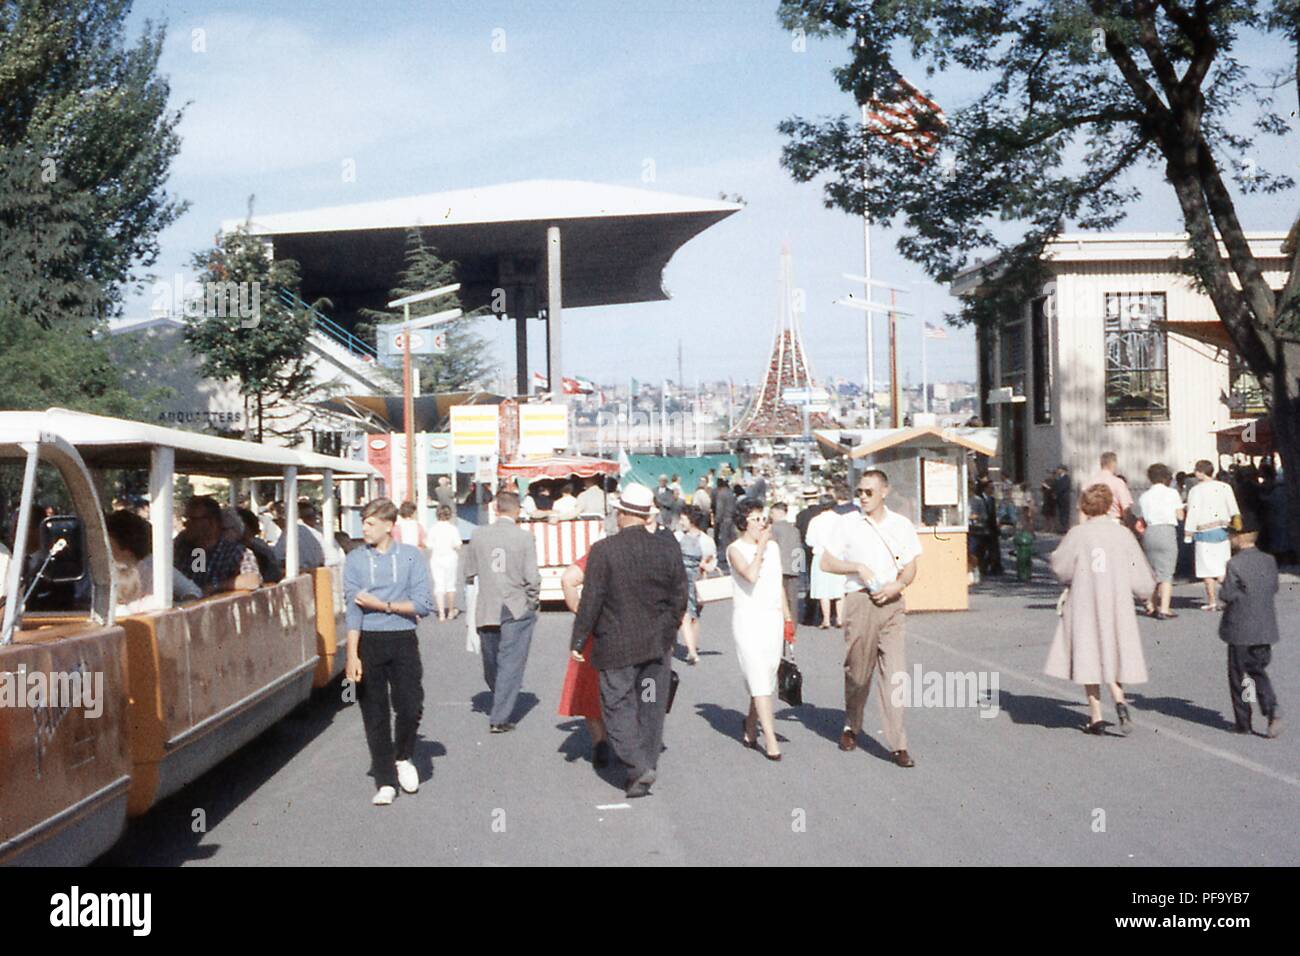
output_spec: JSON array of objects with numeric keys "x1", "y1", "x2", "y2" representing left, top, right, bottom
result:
[{"x1": 378, "y1": 325, "x2": 447, "y2": 359}]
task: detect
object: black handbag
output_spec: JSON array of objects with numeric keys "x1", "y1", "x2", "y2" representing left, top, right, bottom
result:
[
  {"x1": 777, "y1": 646, "x2": 803, "y2": 707},
  {"x1": 666, "y1": 669, "x2": 680, "y2": 713}
]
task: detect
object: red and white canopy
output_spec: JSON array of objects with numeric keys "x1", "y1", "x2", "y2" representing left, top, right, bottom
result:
[{"x1": 498, "y1": 455, "x2": 620, "y2": 482}]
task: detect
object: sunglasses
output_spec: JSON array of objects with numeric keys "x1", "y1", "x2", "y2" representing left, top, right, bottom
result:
[{"x1": 855, "y1": 488, "x2": 878, "y2": 497}]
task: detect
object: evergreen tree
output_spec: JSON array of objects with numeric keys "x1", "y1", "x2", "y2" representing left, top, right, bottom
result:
[{"x1": 360, "y1": 230, "x2": 493, "y2": 394}]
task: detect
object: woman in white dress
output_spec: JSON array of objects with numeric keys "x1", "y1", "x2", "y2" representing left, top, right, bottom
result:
[
  {"x1": 805, "y1": 490, "x2": 848, "y2": 628},
  {"x1": 427, "y1": 505, "x2": 463, "y2": 621},
  {"x1": 1183, "y1": 460, "x2": 1240, "y2": 610},
  {"x1": 728, "y1": 498, "x2": 793, "y2": 761}
]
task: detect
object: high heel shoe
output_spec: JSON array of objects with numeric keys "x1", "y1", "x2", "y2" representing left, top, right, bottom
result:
[
  {"x1": 1115, "y1": 702, "x2": 1133, "y2": 735},
  {"x1": 1084, "y1": 720, "x2": 1106, "y2": 735},
  {"x1": 741, "y1": 717, "x2": 757, "y2": 749}
]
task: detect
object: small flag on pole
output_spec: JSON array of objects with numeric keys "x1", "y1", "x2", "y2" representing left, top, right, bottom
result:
[
  {"x1": 923, "y1": 322, "x2": 948, "y2": 340},
  {"x1": 863, "y1": 74, "x2": 947, "y2": 158}
]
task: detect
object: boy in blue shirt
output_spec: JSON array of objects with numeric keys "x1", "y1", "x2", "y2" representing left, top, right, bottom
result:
[{"x1": 345, "y1": 498, "x2": 434, "y2": 805}]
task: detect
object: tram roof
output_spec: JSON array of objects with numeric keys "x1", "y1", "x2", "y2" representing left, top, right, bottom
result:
[{"x1": 0, "y1": 409, "x2": 377, "y2": 478}]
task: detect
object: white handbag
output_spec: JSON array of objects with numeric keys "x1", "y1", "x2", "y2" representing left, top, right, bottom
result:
[{"x1": 694, "y1": 572, "x2": 734, "y2": 604}]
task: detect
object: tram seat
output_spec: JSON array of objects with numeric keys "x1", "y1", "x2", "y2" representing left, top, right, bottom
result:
[{"x1": 116, "y1": 574, "x2": 318, "y2": 816}]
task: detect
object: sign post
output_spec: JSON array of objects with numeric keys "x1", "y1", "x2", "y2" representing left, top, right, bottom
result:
[{"x1": 385, "y1": 284, "x2": 462, "y2": 504}]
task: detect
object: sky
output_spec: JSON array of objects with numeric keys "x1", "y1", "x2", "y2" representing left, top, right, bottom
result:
[{"x1": 122, "y1": 0, "x2": 1300, "y2": 392}]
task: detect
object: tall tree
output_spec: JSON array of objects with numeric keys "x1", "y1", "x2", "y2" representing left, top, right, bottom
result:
[
  {"x1": 779, "y1": 0, "x2": 1300, "y2": 543},
  {"x1": 0, "y1": 0, "x2": 186, "y2": 321},
  {"x1": 184, "y1": 214, "x2": 317, "y2": 443},
  {"x1": 359, "y1": 230, "x2": 492, "y2": 394}
]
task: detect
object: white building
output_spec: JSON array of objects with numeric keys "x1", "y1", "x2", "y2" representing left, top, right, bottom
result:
[{"x1": 950, "y1": 232, "x2": 1281, "y2": 491}]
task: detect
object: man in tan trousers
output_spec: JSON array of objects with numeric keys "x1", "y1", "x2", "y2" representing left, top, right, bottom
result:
[{"x1": 820, "y1": 469, "x2": 922, "y2": 767}]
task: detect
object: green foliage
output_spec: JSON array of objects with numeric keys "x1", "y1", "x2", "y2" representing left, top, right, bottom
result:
[
  {"x1": 359, "y1": 230, "x2": 493, "y2": 393},
  {"x1": 776, "y1": 0, "x2": 1295, "y2": 327},
  {"x1": 0, "y1": 0, "x2": 187, "y2": 319},
  {"x1": 0, "y1": 305, "x2": 161, "y2": 416},
  {"x1": 183, "y1": 213, "x2": 317, "y2": 441}
]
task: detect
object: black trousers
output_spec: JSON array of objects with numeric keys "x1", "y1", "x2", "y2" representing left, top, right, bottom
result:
[
  {"x1": 1227, "y1": 644, "x2": 1278, "y2": 727},
  {"x1": 598, "y1": 650, "x2": 672, "y2": 784},
  {"x1": 357, "y1": 630, "x2": 424, "y2": 788}
]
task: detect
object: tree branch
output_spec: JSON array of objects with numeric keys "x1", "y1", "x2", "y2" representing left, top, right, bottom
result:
[
  {"x1": 1195, "y1": 140, "x2": 1279, "y2": 328},
  {"x1": 1135, "y1": 0, "x2": 1182, "y2": 96}
]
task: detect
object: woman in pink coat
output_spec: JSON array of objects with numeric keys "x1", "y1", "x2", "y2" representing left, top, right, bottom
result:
[{"x1": 1045, "y1": 483, "x2": 1156, "y2": 735}]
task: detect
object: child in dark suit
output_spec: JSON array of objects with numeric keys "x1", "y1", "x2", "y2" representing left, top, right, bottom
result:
[{"x1": 1220, "y1": 519, "x2": 1282, "y2": 738}]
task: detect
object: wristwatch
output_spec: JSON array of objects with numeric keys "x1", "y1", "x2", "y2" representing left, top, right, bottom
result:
[{"x1": 385, "y1": 601, "x2": 393, "y2": 614}]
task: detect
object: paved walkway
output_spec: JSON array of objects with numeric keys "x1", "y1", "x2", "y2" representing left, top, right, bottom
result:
[{"x1": 99, "y1": 567, "x2": 1299, "y2": 866}]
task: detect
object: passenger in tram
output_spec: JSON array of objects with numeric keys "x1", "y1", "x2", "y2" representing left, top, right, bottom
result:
[
  {"x1": 270, "y1": 498, "x2": 326, "y2": 572},
  {"x1": 221, "y1": 507, "x2": 264, "y2": 589},
  {"x1": 106, "y1": 509, "x2": 202, "y2": 611},
  {"x1": 174, "y1": 496, "x2": 253, "y2": 595},
  {"x1": 236, "y1": 507, "x2": 283, "y2": 584}
]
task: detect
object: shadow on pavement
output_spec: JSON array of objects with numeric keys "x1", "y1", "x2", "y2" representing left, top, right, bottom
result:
[
  {"x1": 997, "y1": 689, "x2": 1089, "y2": 731},
  {"x1": 776, "y1": 701, "x2": 896, "y2": 763},
  {"x1": 95, "y1": 681, "x2": 354, "y2": 867},
  {"x1": 470, "y1": 690, "x2": 540, "y2": 725},
  {"x1": 1126, "y1": 692, "x2": 1236, "y2": 732}
]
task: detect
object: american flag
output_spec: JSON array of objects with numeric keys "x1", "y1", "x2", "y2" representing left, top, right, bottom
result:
[
  {"x1": 924, "y1": 322, "x2": 948, "y2": 340},
  {"x1": 863, "y1": 75, "x2": 947, "y2": 158}
]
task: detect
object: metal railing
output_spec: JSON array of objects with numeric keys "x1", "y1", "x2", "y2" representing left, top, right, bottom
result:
[{"x1": 276, "y1": 288, "x2": 378, "y2": 361}]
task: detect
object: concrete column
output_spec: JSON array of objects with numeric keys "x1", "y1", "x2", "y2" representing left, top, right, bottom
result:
[
  {"x1": 322, "y1": 470, "x2": 336, "y2": 565},
  {"x1": 546, "y1": 226, "x2": 562, "y2": 395}
]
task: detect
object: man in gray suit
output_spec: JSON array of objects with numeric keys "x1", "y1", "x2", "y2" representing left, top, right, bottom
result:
[{"x1": 463, "y1": 491, "x2": 541, "y2": 732}]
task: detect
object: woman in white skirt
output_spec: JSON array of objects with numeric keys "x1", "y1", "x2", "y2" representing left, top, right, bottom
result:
[
  {"x1": 427, "y1": 505, "x2": 462, "y2": 621},
  {"x1": 1183, "y1": 460, "x2": 1240, "y2": 610},
  {"x1": 728, "y1": 498, "x2": 793, "y2": 761},
  {"x1": 804, "y1": 488, "x2": 848, "y2": 628}
]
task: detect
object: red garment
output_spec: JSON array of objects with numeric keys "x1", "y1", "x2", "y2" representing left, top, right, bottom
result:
[{"x1": 557, "y1": 554, "x2": 602, "y2": 719}]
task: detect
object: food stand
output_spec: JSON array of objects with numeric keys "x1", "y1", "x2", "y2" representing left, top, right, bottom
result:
[
  {"x1": 827, "y1": 426, "x2": 997, "y2": 612},
  {"x1": 495, "y1": 454, "x2": 621, "y2": 601}
]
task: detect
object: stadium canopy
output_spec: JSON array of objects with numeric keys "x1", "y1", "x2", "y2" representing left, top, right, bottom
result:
[{"x1": 231, "y1": 180, "x2": 741, "y2": 395}]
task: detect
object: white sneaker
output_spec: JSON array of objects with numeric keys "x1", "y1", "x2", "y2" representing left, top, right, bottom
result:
[
  {"x1": 396, "y1": 760, "x2": 419, "y2": 793},
  {"x1": 372, "y1": 785, "x2": 396, "y2": 806}
]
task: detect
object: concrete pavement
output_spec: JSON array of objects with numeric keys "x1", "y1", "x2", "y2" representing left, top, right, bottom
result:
[{"x1": 98, "y1": 568, "x2": 1299, "y2": 866}]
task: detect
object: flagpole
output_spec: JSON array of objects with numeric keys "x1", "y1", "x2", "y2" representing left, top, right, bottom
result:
[
  {"x1": 694, "y1": 377, "x2": 702, "y2": 457},
  {"x1": 861, "y1": 102, "x2": 877, "y2": 431},
  {"x1": 660, "y1": 379, "x2": 667, "y2": 456},
  {"x1": 922, "y1": 322, "x2": 929, "y2": 415}
]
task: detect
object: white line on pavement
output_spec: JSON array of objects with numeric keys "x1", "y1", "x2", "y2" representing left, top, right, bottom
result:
[
  {"x1": 596, "y1": 803, "x2": 631, "y2": 810},
  {"x1": 912, "y1": 633, "x2": 1300, "y2": 791}
]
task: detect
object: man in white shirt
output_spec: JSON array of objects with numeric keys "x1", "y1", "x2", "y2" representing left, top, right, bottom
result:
[
  {"x1": 575, "y1": 476, "x2": 607, "y2": 517},
  {"x1": 820, "y1": 469, "x2": 923, "y2": 767}
]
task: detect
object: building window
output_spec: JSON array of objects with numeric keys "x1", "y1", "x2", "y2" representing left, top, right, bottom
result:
[
  {"x1": 1104, "y1": 292, "x2": 1168, "y2": 422},
  {"x1": 1000, "y1": 320, "x2": 1026, "y2": 396},
  {"x1": 1228, "y1": 353, "x2": 1267, "y2": 418},
  {"x1": 1031, "y1": 296, "x2": 1052, "y2": 424}
]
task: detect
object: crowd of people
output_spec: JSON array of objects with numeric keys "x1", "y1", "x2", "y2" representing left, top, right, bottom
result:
[
  {"x1": 343, "y1": 464, "x2": 930, "y2": 806},
  {"x1": 338, "y1": 448, "x2": 1287, "y2": 807},
  {"x1": 1043, "y1": 452, "x2": 1285, "y2": 740}
]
